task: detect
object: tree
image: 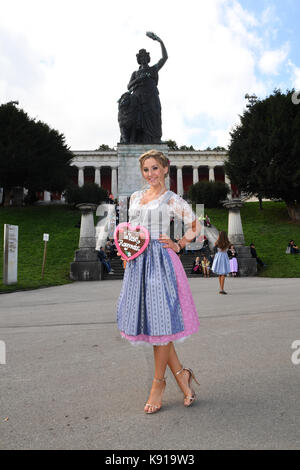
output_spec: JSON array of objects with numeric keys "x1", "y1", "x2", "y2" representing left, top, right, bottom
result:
[
  {"x1": 0, "y1": 103, "x2": 73, "y2": 204},
  {"x1": 188, "y1": 181, "x2": 230, "y2": 208},
  {"x1": 225, "y1": 89, "x2": 300, "y2": 221},
  {"x1": 165, "y1": 139, "x2": 179, "y2": 150},
  {"x1": 166, "y1": 140, "x2": 197, "y2": 150},
  {"x1": 96, "y1": 144, "x2": 114, "y2": 151},
  {"x1": 64, "y1": 182, "x2": 108, "y2": 205},
  {"x1": 179, "y1": 145, "x2": 195, "y2": 151}
]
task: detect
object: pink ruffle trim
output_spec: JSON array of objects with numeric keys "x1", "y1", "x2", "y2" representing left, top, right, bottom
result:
[{"x1": 120, "y1": 248, "x2": 200, "y2": 345}]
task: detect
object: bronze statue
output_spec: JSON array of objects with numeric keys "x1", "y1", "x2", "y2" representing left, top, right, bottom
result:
[{"x1": 118, "y1": 32, "x2": 168, "y2": 144}]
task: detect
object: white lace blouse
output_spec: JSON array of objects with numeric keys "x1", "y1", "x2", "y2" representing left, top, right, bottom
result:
[{"x1": 128, "y1": 189, "x2": 196, "y2": 239}]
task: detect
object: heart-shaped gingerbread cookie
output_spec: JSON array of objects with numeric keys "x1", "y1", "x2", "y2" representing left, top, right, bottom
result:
[{"x1": 114, "y1": 223, "x2": 150, "y2": 261}]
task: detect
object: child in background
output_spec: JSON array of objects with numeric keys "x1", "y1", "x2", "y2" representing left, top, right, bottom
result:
[{"x1": 201, "y1": 256, "x2": 210, "y2": 278}]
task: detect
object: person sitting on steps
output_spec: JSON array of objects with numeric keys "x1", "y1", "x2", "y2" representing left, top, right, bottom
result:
[{"x1": 97, "y1": 247, "x2": 114, "y2": 275}]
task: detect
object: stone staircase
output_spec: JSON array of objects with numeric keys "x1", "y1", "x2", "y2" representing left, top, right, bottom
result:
[
  {"x1": 103, "y1": 246, "x2": 216, "y2": 280},
  {"x1": 103, "y1": 224, "x2": 221, "y2": 280},
  {"x1": 180, "y1": 247, "x2": 217, "y2": 278},
  {"x1": 103, "y1": 255, "x2": 126, "y2": 280}
]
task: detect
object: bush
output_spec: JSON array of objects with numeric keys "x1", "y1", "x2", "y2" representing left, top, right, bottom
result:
[
  {"x1": 188, "y1": 181, "x2": 230, "y2": 208},
  {"x1": 63, "y1": 183, "x2": 108, "y2": 205}
]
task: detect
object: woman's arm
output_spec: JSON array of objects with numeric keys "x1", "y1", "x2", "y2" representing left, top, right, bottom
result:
[{"x1": 177, "y1": 219, "x2": 201, "y2": 251}]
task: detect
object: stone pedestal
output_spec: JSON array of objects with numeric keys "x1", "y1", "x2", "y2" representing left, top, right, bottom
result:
[
  {"x1": 234, "y1": 246, "x2": 257, "y2": 277},
  {"x1": 44, "y1": 191, "x2": 51, "y2": 202},
  {"x1": 224, "y1": 199, "x2": 245, "y2": 246},
  {"x1": 117, "y1": 143, "x2": 169, "y2": 198},
  {"x1": 3, "y1": 224, "x2": 18, "y2": 285},
  {"x1": 223, "y1": 199, "x2": 257, "y2": 276},
  {"x1": 70, "y1": 203, "x2": 103, "y2": 281}
]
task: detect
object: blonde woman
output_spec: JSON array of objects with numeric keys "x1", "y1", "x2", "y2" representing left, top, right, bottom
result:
[{"x1": 116, "y1": 150, "x2": 200, "y2": 414}]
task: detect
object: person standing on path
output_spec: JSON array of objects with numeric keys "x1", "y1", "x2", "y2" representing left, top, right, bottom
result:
[
  {"x1": 212, "y1": 231, "x2": 231, "y2": 294},
  {"x1": 116, "y1": 149, "x2": 201, "y2": 414}
]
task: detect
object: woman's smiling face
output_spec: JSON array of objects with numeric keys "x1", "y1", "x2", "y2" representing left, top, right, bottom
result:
[{"x1": 141, "y1": 157, "x2": 167, "y2": 189}]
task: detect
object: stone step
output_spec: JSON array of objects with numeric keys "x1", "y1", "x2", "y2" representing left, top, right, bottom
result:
[{"x1": 103, "y1": 251, "x2": 216, "y2": 279}]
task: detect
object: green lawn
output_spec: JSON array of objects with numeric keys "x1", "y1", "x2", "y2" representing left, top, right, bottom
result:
[
  {"x1": 0, "y1": 201, "x2": 300, "y2": 293},
  {"x1": 0, "y1": 205, "x2": 80, "y2": 293}
]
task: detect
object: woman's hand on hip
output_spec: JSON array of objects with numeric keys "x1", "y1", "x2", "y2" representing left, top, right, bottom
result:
[{"x1": 158, "y1": 234, "x2": 179, "y2": 253}]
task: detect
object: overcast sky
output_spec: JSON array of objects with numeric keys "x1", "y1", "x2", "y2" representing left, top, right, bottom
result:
[{"x1": 1, "y1": 0, "x2": 300, "y2": 150}]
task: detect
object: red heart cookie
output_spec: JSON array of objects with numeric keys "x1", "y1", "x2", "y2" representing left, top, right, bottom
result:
[{"x1": 114, "y1": 223, "x2": 150, "y2": 261}]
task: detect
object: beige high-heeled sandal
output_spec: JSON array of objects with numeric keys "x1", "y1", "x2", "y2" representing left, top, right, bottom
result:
[
  {"x1": 175, "y1": 368, "x2": 200, "y2": 407},
  {"x1": 144, "y1": 377, "x2": 166, "y2": 414}
]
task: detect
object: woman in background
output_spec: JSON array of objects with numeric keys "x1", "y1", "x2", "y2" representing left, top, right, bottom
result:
[
  {"x1": 212, "y1": 231, "x2": 231, "y2": 294},
  {"x1": 228, "y1": 244, "x2": 238, "y2": 277}
]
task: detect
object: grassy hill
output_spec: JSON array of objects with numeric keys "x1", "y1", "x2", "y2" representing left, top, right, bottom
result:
[
  {"x1": 0, "y1": 205, "x2": 80, "y2": 293},
  {"x1": 0, "y1": 201, "x2": 300, "y2": 293},
  {"x1": 206, "y1": 201, "x2": 300, "y2": 278}
]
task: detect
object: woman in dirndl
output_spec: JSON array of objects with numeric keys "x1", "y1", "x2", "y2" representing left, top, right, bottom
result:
[
  {"x1": 212, "y1": 231, "x2": 231, "y2": 294},
  {"x1": 116, "y1": 150, "x2": 200, "y2": 414}
]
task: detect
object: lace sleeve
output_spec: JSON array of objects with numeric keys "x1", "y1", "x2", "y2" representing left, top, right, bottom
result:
[
  {"x1": 168, "y1": 194, "x2": 196, "y2": 225},
  {"x1": 129, "y1": 191, "x2": 140, "y2": 208}
]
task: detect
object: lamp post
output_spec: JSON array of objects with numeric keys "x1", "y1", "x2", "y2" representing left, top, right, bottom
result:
[{"x1": 245, "y1": 93, "x2": 257, "y2": 108}]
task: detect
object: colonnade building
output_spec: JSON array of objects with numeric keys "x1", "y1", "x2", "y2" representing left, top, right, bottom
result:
[{"x1": 39, "y1": 149, "x2": 236, "y2": 202}]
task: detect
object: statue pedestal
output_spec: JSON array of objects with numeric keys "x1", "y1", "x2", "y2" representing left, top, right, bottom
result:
[
  {"x1": 117, "y1": 144, "x2": 169, "y2": 198},
  {"x1": 223, "y1": 199, "x2": 257, "y2": 277},
  {"x1": 70, "y1": 204, "x2": 103, "y2": 281},
  {"x1": 234, "y1": 246, "x2": 257, "y2": 277}
]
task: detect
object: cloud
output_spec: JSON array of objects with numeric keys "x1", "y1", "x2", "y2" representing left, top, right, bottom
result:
[
  {"x1": 259, "y1": 43, "x2": 289, "y2": 75},
  {"x1": 0, "y1": 0, "x2": 294, "y2": 150},
  {"x1": 288, "y1": 61, "x2": 300, "y2": 90},
  {"x1": 0, "y1": 27, "x2": 44, "y2": 103}
]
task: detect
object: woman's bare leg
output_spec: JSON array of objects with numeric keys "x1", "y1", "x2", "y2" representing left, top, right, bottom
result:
[
  {"x1": 144, "y1": 344, "x2": 171, "y2": 413},
  {"x1": 219, "y1": 275, "x2": 225, "y2": 291},
  {"x1": 167, "y1": 342, "x2": 182, "y2": 375},
  {"x1": 144, "y1": 342, "x2": 198, "y2": 411},
  {"x1": 167, "y1": 342, "x2": 195, "y2": 402}
]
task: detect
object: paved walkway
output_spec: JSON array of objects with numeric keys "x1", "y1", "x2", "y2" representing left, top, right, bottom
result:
[{"x1": 0, "y1": 277, "x2": 300, "y2": 450}]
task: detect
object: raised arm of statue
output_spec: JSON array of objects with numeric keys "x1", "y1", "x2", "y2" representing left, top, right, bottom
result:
[{"x1": 146, "y1": 32, "x2": 168, "y2": 71}]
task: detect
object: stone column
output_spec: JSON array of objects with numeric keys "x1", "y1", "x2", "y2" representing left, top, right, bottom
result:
[
  {"x1": 225, "y1": 173, "x2": 232, "y2": 199},
  {"x1": 111, "y1": 167, "x2": 118, "y2": 198},
  {"x1": 209, "y1": 166, "x2": 215, "y2": 182},
  {"x1": 166, "y1": 173, "x2": 170, "y2": 190},
  {"x1": 70, "y1": 203, "x2": 103, "y2": 281},
  {"x1": 227, "y1": 202, "x2": 245, "y2": 246},
  {"x1": 223, "y1": 199, "x2": 257, "y2": 276},
  {"x1": 177, "y1": 166, "x2": 184, "y2": 196},
  {"x1": 3, "y1": 224, "x2": 18, "y2": 285},
  {"x1": 94, "y1": 167, "x2": 101, "y2": 186},
  {"x1": 193, "y1": 166, "x2": 199, "y2": 185},
  {"x1": 44, "y1": 191, "x2": 51, "y2": 202},
  {"x1": 78, "y1": 167, "x2": 85, "y2": 187}
]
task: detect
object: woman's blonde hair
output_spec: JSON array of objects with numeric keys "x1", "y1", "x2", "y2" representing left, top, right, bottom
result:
[{"x1": 139, "y1": 149, "x2": 170, "y2": 178}]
